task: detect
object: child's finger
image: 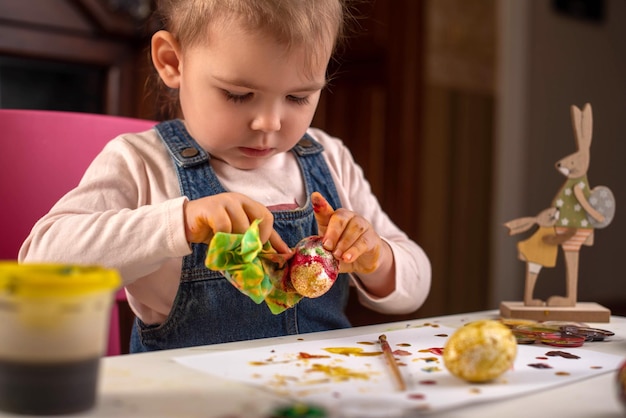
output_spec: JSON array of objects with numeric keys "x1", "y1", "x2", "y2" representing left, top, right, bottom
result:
[
  {"x1": 253, "y1": 214, "x2": 291, "y2": 254},
  {"x1": 268, "y1": 230, "x2": 292, "y2": 255},
  {"x1": 311, "y1": 191, "x2": 334, "y2": 235}
]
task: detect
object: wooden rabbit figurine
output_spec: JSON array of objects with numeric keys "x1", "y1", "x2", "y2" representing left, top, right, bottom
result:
[
  {"x1": 505, "y1": 208, "x2": 573, "y2": 306},
  {"x1": 548, "y1": 103, "x2": 615, "y2": 306}
]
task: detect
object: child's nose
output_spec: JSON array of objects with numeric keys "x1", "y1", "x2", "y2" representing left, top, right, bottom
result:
[{"x1": 251, "y1": 106, "x2": 281, "y2": 133}]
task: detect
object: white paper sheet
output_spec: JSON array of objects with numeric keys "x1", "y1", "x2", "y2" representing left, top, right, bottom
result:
[{"x1": 174, "y1": 324, "x2": 623, "y2": 415}]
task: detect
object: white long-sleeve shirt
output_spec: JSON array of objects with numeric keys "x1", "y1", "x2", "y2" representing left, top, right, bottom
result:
[{"x1": 19, "y1": 126, "x2": 431, "y2": 325}]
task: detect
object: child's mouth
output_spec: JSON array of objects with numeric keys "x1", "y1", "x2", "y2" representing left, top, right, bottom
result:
[{"x1": 238, "y1": 147, "x2": 273, "y2": 157}]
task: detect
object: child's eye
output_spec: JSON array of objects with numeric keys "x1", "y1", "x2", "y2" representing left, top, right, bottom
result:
[
  {"x1": 223, "y1": 90, "x2": 252, "y2": 103},
  {"x1": 287, "y1": 95, "x2": 310, "y2": 105}
]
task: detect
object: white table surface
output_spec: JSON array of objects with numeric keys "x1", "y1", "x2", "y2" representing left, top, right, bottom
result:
[{"x1": 3, "y1": 310, "x2": 625, "y2": 417}]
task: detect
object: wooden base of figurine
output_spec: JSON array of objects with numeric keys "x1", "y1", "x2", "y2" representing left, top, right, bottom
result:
[{"x1": 500, "y1": 301, "x2": 611, "y2": 323}]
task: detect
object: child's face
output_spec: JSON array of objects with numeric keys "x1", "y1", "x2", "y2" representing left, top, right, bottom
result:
[{"x1": 176, "y1": 23, "x2": 329, "y2": 170}]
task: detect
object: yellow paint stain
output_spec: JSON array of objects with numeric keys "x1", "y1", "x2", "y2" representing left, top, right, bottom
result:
[
  {"x1": 413, "y1": 356, "x2": 439, "y2": 363},
  {"x1": 307, "y1": 364, "x2": 372, "y2": 381},
  {"x1": 298, "y1": 378, "x2": 332, "y2": 385},
  {"x1": 323, "y1": 347, "x2": 382, "y2": 357}
]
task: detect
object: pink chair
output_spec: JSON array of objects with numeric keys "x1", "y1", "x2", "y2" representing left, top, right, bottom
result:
[{"x1": 0, "y1": 109, "x2": 157, "y2": 355}]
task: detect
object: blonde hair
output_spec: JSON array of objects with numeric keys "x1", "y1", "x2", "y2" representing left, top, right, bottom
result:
[{"x1": 150, "y1": 0, "x2": 349, "y2": 118}]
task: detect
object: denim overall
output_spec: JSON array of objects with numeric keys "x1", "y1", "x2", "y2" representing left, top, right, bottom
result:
[{"x1": 130, "y1": 120, "x2": 351, "y2": 352}]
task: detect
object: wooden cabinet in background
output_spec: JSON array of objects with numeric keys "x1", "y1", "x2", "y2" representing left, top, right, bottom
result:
[{"x1": 0, "y1": 0, "x2": 152, "y2": 117}]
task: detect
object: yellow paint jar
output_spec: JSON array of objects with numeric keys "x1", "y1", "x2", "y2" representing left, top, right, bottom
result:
[{"x1": 0, "y1": 262, "x2": 121, "y2": 415}]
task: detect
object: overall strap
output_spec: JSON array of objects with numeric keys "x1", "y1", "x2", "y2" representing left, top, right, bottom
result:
[
  {"x1": 155, "y1": 120, "x2": 225, "y2": 281},
  {"x1": 132, "y1": 122, "x2": 351, "y2": 351}
]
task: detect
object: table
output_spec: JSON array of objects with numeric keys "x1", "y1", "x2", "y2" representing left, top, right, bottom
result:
[{"x1": 4, "y1": 310, "x2": 625, "y2": 417}]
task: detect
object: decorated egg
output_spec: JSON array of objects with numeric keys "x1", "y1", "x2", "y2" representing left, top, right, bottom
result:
[
  {"x1": 289, "y1": 236, "x2": 338, "y2": 298},
  {"x1": 443, "y1": 319, "x2": 517, "y2": 383}
]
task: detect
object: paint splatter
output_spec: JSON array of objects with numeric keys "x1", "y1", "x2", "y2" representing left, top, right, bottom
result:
[
  {"x1": 268, "y1": 374, "x2": 300, "y2": 388},
  {"x1": 306, "y1": 364, "x2": 372, "y2": 381},
  {"x1": 528, "y1": 363, "x2": 552, "y2": 369},
  {"x1": 323, "y1": 347, "x2": 382, "y2": 357},
  {"x1": 298, "y1": 352, "x2": 330, "y2": 359},
  {"x1": 418, "y1": 347, "x2": 444, "y2": 356},
  {"x1": 419, "y1": 380, "x2": 437, "y2": 385},
  {"x1": 408, "y1": 393, "x2": 426, "y2": 400},
  {"x1": 545, "y1": 351, "x2": 580, "y2": 359},
  {"x1": 392, "y1": 349, "x2": 412, "y2": 356},
  {"x1": 414, "y1": 356, "x2": 439, "y2": 363},
  {"x1": 435, "y1": 334, "x2": 449, "y2": 337},
  {"x1": 421, "y1": 366, "x2": 442, "y2": 373},
  {"x1": 249, "y1": 356, "x2": 283, "y2": 366},
  {"x1": 419, "y1": 322, "x2": 440, "y2": 328},
  {"x1": 555, "y1": 371, "x2": 571, "y2": 376}
]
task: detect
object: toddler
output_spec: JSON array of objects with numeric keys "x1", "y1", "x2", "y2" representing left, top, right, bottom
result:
[{"x1": 19, "y1": 0, "x2": 431, "y2": 352}]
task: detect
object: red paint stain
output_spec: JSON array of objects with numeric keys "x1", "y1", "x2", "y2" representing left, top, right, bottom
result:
[
  {"x1": 528, "y1": 363, "x2": 552, "y2": 369},
  {"x1": 418, "y1": 347, "x2": 444, "y2": 356},
  {"x1": 312, "y1": 201, "x2": 327, "y2": 213},
  {"x1": 419, "y1": 380, "x2": 437, "y2": 385},
  {"x1": 298, "y1": 352, "x2": 330, "y2": 359},
  {"x1": 545, "y1": 351, "x2": 580, "y2": 359}
]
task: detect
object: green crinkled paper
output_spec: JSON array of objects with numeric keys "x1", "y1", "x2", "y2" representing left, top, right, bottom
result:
[{"x1": 205, "y1": 219, "x2": 302, "y2": 314}]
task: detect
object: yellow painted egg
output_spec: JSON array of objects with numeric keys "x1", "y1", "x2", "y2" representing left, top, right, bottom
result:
[{"x1": 443, "y1": 319, "x2": 517, "y2": 383}]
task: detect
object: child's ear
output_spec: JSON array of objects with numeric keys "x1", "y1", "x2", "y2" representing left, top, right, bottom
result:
[{"x1": 151, "y1": 30, "x2": 182, "y2": 89}]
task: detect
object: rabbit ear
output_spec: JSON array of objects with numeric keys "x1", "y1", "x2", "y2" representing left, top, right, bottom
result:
[
  {"x1": 571, "y1": 103, "x2": 593, "y2": 150},
  {"x1": 504, "y1": 217, "x2": 537, "y2": 235}
]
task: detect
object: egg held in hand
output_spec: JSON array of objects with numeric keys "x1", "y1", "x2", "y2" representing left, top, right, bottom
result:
[
  {"x1": 443, "y1": 319, "x2": 517, "y2": 383},
  {"x1": 289, "y1": 236, "x2": 339, "y2": 298}
]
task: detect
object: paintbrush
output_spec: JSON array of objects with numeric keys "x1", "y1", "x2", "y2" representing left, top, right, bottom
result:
[{"x1": 378, "y1": 334, "x2": 406, "y2": 391}]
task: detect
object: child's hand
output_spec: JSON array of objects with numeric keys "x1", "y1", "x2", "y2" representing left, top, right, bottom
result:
[
  {"x1": 184, "y1": 192, "x2": 291, "y2": 254},
  {"x1": 311, "y1": 191, "x2": 384, "y2": 275}
]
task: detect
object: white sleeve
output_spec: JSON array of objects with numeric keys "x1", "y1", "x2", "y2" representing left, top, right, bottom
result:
[{"x1": 18, "y1": 132, "x2": 191, "y2": 283}]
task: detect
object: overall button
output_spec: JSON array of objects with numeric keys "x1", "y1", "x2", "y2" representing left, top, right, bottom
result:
[
  {"x1": 181, "y1": 147, "x2": 199, "y2": 158},
  {"x1": 298, "y1": 138, "x2": 313, "y2": 147}
]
